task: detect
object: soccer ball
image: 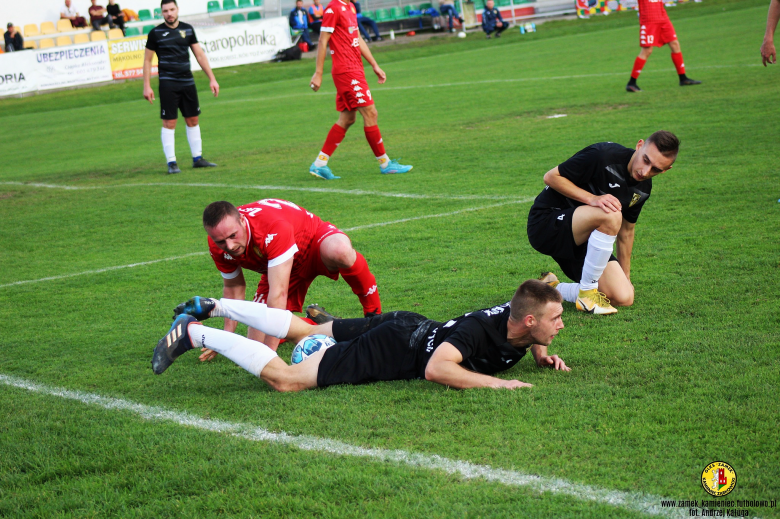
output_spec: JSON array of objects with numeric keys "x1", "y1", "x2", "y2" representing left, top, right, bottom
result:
[
  {"x1": 291, "y1": 334, "x2": 336, "y2": 365},
  {"x1": 457, "y1": 31, "x2": 466, "y2": 38}
]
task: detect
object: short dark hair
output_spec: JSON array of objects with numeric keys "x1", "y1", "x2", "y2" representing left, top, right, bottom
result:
[
  {"x1": 161, "y1": 0, "x2": 177, "y2": 7},
  {"x1": 203, "y1": 201, "x2": 241, "y2": 229},
  {"x1": 647, "y1": 130, "x2": 680, "y2": 159},
  {"x1": 509, "y1": 280, "x2": 562, "y2": 322}
]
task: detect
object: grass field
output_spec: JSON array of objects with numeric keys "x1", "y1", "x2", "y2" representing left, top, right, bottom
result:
[{"x1": 1, "y1": 0, "x2": 779, "y2": 516}]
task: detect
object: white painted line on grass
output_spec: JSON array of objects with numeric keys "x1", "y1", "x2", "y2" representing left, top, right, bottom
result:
[
  {"x1": 0, "y1": 252, "x2": 208, "y2": 289},
  {"x1": 0, "y1": 181, "x2": 523, "y2": 201},
  {"x1": 0, "y1": 201, "x2": 529, "y2": 289},
  {"x1": 0, "y1": 373, "x2": 689, "y2": 518}
]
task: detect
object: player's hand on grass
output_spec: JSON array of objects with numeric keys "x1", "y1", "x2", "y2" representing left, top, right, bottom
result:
[
  {"x1": 537, "y1": 354, "x2": 571, "y2": 371},
  {"x1": 143, "y1": 85, "x2": 155, "y2": 104},
  {"x1": 589, "y1": 194, "x2": 621, "y2": 213},
  {"x1": 761, "y1": 40, "x2": 776, "y2": 66},
  {"x1": 199, "y1": 347, "x2": 219, "y2": 362},
  {"x1": 496, "y1": 379, "x2": 533, "y2": 389},
  {"x1": 210, "y1": 79, "x2": 220, "y2": 97},
  {"x1": 310, "y1": 72, "x2": 323, "y2": 92},
  {"x1": 373, "y1": 65, "x2": 386, "y2": 84}
]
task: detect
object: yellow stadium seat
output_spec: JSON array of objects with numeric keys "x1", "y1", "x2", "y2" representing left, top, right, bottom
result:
[
  {"x1": 90, "y1": 30, "x2": 107, "y2": 41},
  {"x1": 74, "y1": 33, "x2": 90, "y2": 44},
  {"x1": 24, "y1": 40, "x2": 38, "y2": 49},
  {"x1": 107, "y1": 28, "x2": 124, "y2": 39},
  {"x1": 39, "y1": 38, "x2": 55, "y2": 49},
  {"x1": 56, "y1": 35, "x2": 73, "y2": 46},
  {"x1": 40, "y1": 21, "x2": 57, "y2": 35},
  {"x1": 24, "y1": 24, "x2": 40, "y2": 37},
  {"x1": 57, "y1": 19, "x2": 74, "y2": 32}
]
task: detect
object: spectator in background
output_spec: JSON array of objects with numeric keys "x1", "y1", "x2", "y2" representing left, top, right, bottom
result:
[
  {"x1": 308, "y1": 0, "x2": 324, "y2": 34},
  {"x1": 482, "y1": 0, "x2": 508, "y2": 39},
  {"x1": 61, "y1": 0, "x2": 89, "y2": 28},
  {"x1": 289, "y1": 0, "x2": 313, "y2": 48},
  {"x1": 4, "y1": 23, "x2": 24, "y2": 52},
  {"x1": 352, "y1": 0, "x2": 382, "y2": 42},
  {"x1": 438, "y1": 0, "x2": 463, "y2": 33},
  {"x1": 106, "y1": 0, "x2": 126, "y2": 34},
  {"x1": 89, "y1": 0, "x2": 116, "y2": 31}
]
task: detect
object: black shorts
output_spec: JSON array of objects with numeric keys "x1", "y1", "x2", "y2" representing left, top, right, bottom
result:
[
  {"x1": 316, "y1": 311, "x2": 434, "y2": 388},
  {"x1": 527, "y1": 206, "x2": 616, "y2": 282},
  {"x1": 159, "y1": 81, "x2": 200, "y2": 120}
]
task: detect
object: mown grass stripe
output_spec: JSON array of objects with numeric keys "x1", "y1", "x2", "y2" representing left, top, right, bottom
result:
[{"x1": 0, "y1": 373, "x2": 689, "y2": 518}]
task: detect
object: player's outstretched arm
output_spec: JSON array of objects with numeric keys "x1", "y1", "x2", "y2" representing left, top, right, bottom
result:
[
  {"x1": 761, "y1": 0, "x2": 780, "y2": 65},
  {"x1": 530, "y1": 344, "x2": 571, "y2": 371},
  {"x1": 191, "y1": 43, "x2": 219, "y2": 97},
  {"x1": 358, "y1": 37, "x2": 386, "y2": 84},
  {"x1": 311, "y1": 31, "x2": 332, "y2": 91},
  {"x1": 142, "y1": 49, "x2": 156, "y2": 104},
  {"x1": 425, "y1": 343, "x2": 533, "y2": 389}
]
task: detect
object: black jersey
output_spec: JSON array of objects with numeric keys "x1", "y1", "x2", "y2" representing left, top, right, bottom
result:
[
  {"x1": 531, "y1": 142, "x2": 652, "y2": 224},
  {"x1": 145, "y1": 22, "x2": 198, "y2": 85},
  {"x1": 417, "y1": 302, "x2": 528, "y2": 377}
]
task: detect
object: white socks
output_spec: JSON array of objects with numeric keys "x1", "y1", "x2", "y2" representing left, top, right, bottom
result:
[
  {"x1": 556, "y1": 282, "x2": 580, "y2": 303},
  {"x1": 377, "y1": 153, "x2": 390, "y2": 168},
  {"x1": 161, "y1": 128, "x2": 176, "y2": 163},
  {"x1": 580, "y1": 230, "x2": 617, "y2": 291},
  {"x1": 186, "y1": 124, "x2": 202, "y2": 159},
  {"x1": 314, "y1": 152, "x2": 329, "y2": 168},
  {"x1": 211, "y1": 299, "x2": 292, "y2": 339},
  {"x1": 188, "y1": 324, "x2": 277, "y2": 377}
]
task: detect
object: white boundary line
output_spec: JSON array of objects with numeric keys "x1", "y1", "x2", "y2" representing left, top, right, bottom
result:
[
  {"x1": 0, "y1": 181, "x2": 524, "y2": 201},
  {"x1": 0, "y1": 373, "x2": 687, "y2": 518},
  {"x1": 0, "y1": 200, "x2": 529, "y2": 289}
]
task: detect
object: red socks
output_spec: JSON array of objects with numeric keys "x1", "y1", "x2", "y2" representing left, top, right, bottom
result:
[
  {"x1": 671, "y1": 52, "x2": 685, "y2": 75},
  {"x1": 339, "y1": 252, "x2": 381, "y2": 315},
  {"x1": 363, "y1": 125, "x2": 386, "y2": 158},
  {"x1": 631, "y1": 57, "x2": 647, "y2": 79},
  {"x1": 321, "y1": 124, "x2": 347, "y2": 156}
]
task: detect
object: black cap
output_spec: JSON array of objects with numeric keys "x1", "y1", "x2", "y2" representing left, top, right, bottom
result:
[{"x1": 7, "y1": 23, "x2": 13, "y2": 28}]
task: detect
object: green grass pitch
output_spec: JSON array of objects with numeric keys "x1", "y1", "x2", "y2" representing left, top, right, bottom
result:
[{"x1": 1, "y1": 0, "x2": 778, "y2": 516}]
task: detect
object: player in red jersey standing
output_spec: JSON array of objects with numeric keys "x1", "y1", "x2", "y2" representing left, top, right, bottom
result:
[
  {"x1": 308, "y1": 0, "x2": 412, "y2": 180},
  {"x1": 198, "y1": 199, "x2": 382, "y2": 359},
  {"x1": 626, "y1": 0, "x2": 701, "y2": 92}
]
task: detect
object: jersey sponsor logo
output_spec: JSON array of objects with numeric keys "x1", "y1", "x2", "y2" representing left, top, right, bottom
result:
[
  {"x1": 163, "y1": 31, "x2": 170, "y2": 36},
  {"x1": 355, "y1": 92, "x2": 364, "y2": 98},
  {"x1": 265, "y1": 233, "x2": 277, "y2": 246},
  {"x1": 224, "y1": 253, "x2": 234, "y2": 261},
  {"x1": 353, "y1": 85, "x2": 362, "y2": 91},
  {"x1": 357, "y1": 98, "x2": 365, "y2": 103},
  {"x1": 351, "y1": 79, "x2": 359, "y2": 85},
  {"x1": 609, "y1": 183, "x2": 620, "y2": 188},
  {"x1": 629, "y1": 193, "x2": 641, "y2": 207},
  {"x1": 325, "y1": 8, "x2": 333, "y2": 13},
  {"x1": 557, "y1": 214, "x2": 565, "y2": 221}
]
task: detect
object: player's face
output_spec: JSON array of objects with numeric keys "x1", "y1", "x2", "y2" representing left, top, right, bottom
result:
[
  {"x1": 630, "y1": 140, "x2": 675, "y2": 182},
  {"x1": 207, "y1": 215, "x2": 248, "y2": 257},
  {"x1": 162, "y1": 3, "x2": 179, "y2": 25},
  {"x1": 529, "y1": 302, "x2": 564, "y2": 346}
]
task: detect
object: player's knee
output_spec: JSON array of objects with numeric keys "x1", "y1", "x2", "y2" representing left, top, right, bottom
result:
[
  {"x1": 330, "y1": 244, "x2": 357, "y2": 269},
  {"x1": 611, "y1": 286, "x2": 634, "y2": 307},
  {"x1": 597, "y1": 211, "x2": 622, "y2": 235}
]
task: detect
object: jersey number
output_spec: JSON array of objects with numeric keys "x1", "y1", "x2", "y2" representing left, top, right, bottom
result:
[
  {"x1": 352, "y1": 37, "x2": 359, "y2": 47},
  {"x1": 646, "y1": 35, "x2": 654, "y2": 44}
]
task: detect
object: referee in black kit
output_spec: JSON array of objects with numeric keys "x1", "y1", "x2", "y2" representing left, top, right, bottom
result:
[{"x1": 143, "y1": 0, "x2": 219, "y2": 174}]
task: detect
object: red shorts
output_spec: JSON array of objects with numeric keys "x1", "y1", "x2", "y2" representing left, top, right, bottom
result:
[
  {"x1": 640, "y1": 21, "x2": 677, "y2": 47},
  {"x1": 333, "y1": 72, "x2": 374, "y2": 112},
  {"x1": 252, "y1": 221, "x2": 345, "y2": 313}
]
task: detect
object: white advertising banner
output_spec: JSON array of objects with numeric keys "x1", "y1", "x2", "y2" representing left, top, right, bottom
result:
[
  {"x1": 35, "y1": 41, "x2": 113, "y2": 91},
  {"x1": 0, "y1": 51, "x2": 39, "y2": 96},
  {"x1": 191, "y1": 17, "x2": 292, "y2": 71}
]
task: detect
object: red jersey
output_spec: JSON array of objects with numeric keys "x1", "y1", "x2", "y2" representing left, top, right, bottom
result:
[
  {"x1": 638, "y1": 0, "x2": 669, "y2": 25},
  {"x1": 209, "y1": 199, "x2": 324, "y2": 278},
  {"x1": 321, "y1": 0, "x2": 364, "y2": 76}
]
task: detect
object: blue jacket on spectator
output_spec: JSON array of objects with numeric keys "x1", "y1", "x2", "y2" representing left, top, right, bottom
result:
[
  {"x1": 289, "y1": 6, "x2": 309, "y2": 30},
  {"x1": 481, "y1": 7, "x2": 504, "y2": 32}
]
